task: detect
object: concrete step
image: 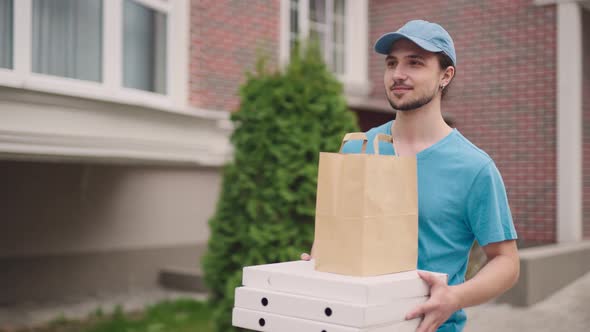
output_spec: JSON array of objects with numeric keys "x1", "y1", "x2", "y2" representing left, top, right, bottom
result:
[
  {"x1": 498, "y1": 240, "x2": 590, "y2": 306},
  {"x1": 158, "y1": 266, "x2": 208, "y2": 293}
]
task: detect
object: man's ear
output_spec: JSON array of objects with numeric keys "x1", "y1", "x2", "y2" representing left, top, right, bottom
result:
[{"x1": 441, "y1": 66, "x2": 455, "y2": 86}]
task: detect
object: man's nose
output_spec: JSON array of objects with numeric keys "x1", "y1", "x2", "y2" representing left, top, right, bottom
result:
[{"x1": 392, "y1": 66, "x2": 408, "y2": 81}]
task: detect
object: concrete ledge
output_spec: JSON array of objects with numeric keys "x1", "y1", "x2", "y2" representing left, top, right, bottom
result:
[
  {"x1": 0, "y1": 244, "x2": 206, "y2": 305},
  {"x1": 498, "y1": 241, "x2": 590, "y2": 306}
]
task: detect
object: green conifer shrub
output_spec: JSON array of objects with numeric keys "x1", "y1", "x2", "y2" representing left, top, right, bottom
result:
[{"x1": 202, "y1": 42, "x2": 359, "y2": 331}]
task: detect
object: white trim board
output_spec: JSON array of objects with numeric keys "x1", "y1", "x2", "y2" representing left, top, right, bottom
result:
[
  {"x1": 534, "y1": 0, "x2": 583, "y2": 6},
  {"x1": 0, "y1": 129, "x2": 228, "y2": 166},
  {"x1": 556, "y1": 1, "x2": 583, "y2": 242},
  {"x1": 0, "y1": 88, "x2": 232, "y2": 166}
]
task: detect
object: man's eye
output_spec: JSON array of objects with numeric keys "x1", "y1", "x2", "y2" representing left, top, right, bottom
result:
[
  {"x1": 387, "y1": 61, "x2": 396, "y2": 67},
  {"x1": 410, "y1": 61, "x2": 423, "y2": 66}
]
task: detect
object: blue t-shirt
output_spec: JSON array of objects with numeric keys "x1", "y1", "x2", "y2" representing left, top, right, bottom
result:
[{"x1": 342, "y1": 121, "x2": 518, "y2": 332}]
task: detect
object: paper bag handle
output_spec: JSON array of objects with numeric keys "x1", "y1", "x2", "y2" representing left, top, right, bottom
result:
[
  {"x1": 339, "y1": 132, "x2": 397, "y2": 156},
  {"x1": 339, "y1": 132, "x2": 368, "y2": 153}
]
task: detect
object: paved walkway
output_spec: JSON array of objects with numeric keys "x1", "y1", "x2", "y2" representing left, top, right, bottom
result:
[
  {"x1": 465, "y1": 271, "x2": 590, "y2": 331},
  {"x1": 1, "y1": 272, "x2": 589, "y2": 331}
]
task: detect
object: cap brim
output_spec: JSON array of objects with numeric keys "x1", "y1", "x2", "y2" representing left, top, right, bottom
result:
[{"x1": 374, "y1": 32, "x2": 443, "y2": 55}]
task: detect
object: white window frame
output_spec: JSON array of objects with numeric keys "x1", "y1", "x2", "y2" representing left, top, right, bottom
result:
[
  {"x1": 0, "y1": 0, "x2": 189, "y2": 111},
  {"x1": 279, "y1": 0, "x2": 369, "y2": 96}
]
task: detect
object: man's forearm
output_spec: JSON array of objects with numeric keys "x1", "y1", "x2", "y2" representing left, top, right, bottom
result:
[{"x1": 451, "y1": 253, "x2": 519, "y2": 309}]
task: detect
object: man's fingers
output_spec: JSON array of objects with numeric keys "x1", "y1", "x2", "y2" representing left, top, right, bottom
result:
[
  {"x1": 405, "y1": 305, "x2": 424, "y2": 320},
  {"x1": 415, "y1": 312, "x2": 438, "y2": 332},
  {"x1": 406, "y1": 300, "x2": 438, "y2": 320},
  {"x1": 300, "y1": 253, "x2": 311, "y2": 261},
  {"x1": 417, "y1": 270, "x2": 440, "y2": 287},
  {"x1": 406, "y1": 301, "x2": 431, "y2": 320}
]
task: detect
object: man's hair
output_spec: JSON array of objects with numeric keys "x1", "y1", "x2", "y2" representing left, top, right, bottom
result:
[{"x1": 436, "y1": 53, "x2": 455, "y2": 100}]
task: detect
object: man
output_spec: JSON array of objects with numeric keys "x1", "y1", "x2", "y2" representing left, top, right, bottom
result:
[{"x1": 301, "y1": 20, "x2": 519, "y2": 332}]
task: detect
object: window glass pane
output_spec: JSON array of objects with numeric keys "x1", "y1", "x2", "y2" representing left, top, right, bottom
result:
[
  {"x1": 334, "y1": 0, "x2": 345, "y2": 15},
  {"x1": 333, "y1": 16, "x2": 344, "y2": 44},
  {"x1": 123, "y1": 0, "x2": 167, "y2": 94},
  {"x1": 332, "y1": 0, "x2": 345, "y2": 74},
  {"x1": 332, "y1": 46, "x2": 344, "y2": 74},
  {"x1": 289, "y1": 0, "x2": 298, "y2": 50},
  {"x1": 32, "y1": 0, "x2": 102, "y2": 82},
  {"x1": 290, "y1": 0, "x2": 298, "y2": 34},
  {"x1": 0, "y1": 0, "x2": 13, "y2": 69},
  {"x1": 309, "y1": 27, "x2": 325, "y2": 54},
  {"x1": 309, "y1": 0, "x2": 325, "y2": 24}
]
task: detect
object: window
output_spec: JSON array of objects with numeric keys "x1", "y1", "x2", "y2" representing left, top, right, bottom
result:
[
  {"x1": 282, "y1": 0, "x2": 369, "y2": 96},
  {"x1": 0, "y1": 0, "x2": 13, "y2": 69},
  {"x1": 32, "y1": 0, "x2": 102, "y2": 82},
  {"x1": 123, "y1": 0, "x2": 167, "y2": 94},
  {"x1": 0, "y1": 0, "x2": 183, "y2": 109},
  {"x1": 289, "y1": 0, "x2": 346, "y2": 74}
]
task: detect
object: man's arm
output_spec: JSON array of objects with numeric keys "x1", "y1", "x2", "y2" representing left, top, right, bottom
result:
[
  {"x1": 453, "y1": 239, "x2": 519, "y2": 308},
  {"x1": 406, "y1": 239, "x2": 519, "y2": 332}
]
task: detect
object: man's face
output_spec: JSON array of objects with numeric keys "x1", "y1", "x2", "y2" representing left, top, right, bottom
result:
[{"x1": 383, "y1": 39, "x2": 441, "y2": 112}]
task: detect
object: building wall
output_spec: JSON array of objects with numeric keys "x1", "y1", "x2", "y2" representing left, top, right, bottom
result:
[
  {"x1": 0, "y1": 161, "x2": 220, "y2": 303},
  {"x1": 0, "y1": 161, "x2": 219, "y2": 257},
  {"x1": 189, "y1": 0, "x2": 280, "y2": 111},
  {"x1": 369, "y1": 0, "x2": 558, "y2": 244}
]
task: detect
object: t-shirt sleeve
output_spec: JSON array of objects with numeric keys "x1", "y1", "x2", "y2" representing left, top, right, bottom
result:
[{"x1": 466, "y1": 161, "x2": 518, "y2": 246}]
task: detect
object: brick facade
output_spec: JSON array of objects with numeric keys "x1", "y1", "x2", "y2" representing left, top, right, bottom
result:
[
  {"x1": 368, "y1": 0, "x2": 557, "y2": 244},
  {"x1": 189, "y1": 0, "x2": 563, "y2": 244},
  {"x1": 189, "y1": 0, "x2": 279, "y2": 111}
]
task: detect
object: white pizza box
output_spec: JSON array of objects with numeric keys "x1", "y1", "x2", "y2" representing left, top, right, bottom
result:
[
  {"x1": 242, "y1": 260, "x2": 447, "y2": 305},
  {"x1": 232, "y1": 307, "x2": 421, "y2": 332},
  {"x1": 234, "y1": 286, "x2": 427, "y2": 327}
]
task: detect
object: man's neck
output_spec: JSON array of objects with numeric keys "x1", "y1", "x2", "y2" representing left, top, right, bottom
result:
[{"x1": 391, "y1": 100, "x2": 452, "y2": 146}]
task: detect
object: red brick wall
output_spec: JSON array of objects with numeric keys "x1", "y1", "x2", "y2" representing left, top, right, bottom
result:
[
  {"x1": 583, "y1": 10, "x2": 590, "y2": 239},
  {"x1": 369, "y1": 0, "x2": 558, "y2": 244},
  {"x1": 189, "y1": 0, "x2": 279, "y2": 111}
]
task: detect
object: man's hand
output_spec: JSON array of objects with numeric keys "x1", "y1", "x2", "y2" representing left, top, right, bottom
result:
[
  {"x1": 405, "y1": 240, "x2": 519, "y2": 331},
  {"x1": 406, "y1": 271, "x2": 461, "y2": 332},
  {"x1": 301, "y1": 242, "x2": 315, "y2": 261}
]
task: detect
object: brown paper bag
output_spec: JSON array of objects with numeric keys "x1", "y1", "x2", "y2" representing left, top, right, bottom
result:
[{"x1": 314, "y1": 132, "x2": 418, "y2": 276}]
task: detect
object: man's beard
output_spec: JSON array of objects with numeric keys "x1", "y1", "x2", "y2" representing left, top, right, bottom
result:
[{"x1": 386, "y1": 86, "x2": 437, "y2": 112}]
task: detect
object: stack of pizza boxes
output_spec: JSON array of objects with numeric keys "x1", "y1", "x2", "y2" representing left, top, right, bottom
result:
[{"x1": 232, "y1": 260, "x2": 447, "y2": 331}]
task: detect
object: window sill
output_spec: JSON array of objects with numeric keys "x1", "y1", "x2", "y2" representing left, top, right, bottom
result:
[{"x1": 0, "y1": 71, "x2": 216, "y2": 119}]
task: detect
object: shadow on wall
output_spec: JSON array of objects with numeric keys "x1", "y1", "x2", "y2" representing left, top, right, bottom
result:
[{"x1": 0, "y1": 160, "x2": 126, "y2": 258}]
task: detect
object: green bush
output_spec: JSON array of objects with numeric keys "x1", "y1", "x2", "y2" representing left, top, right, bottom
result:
[{"x1": 201, "y1": 41, "x2": 359, "y2": 332}]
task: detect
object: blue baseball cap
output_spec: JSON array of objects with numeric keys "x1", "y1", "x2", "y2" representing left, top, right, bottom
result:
[{"x1": 374, "y1": 20, "x2": 457, "y2": 66}]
